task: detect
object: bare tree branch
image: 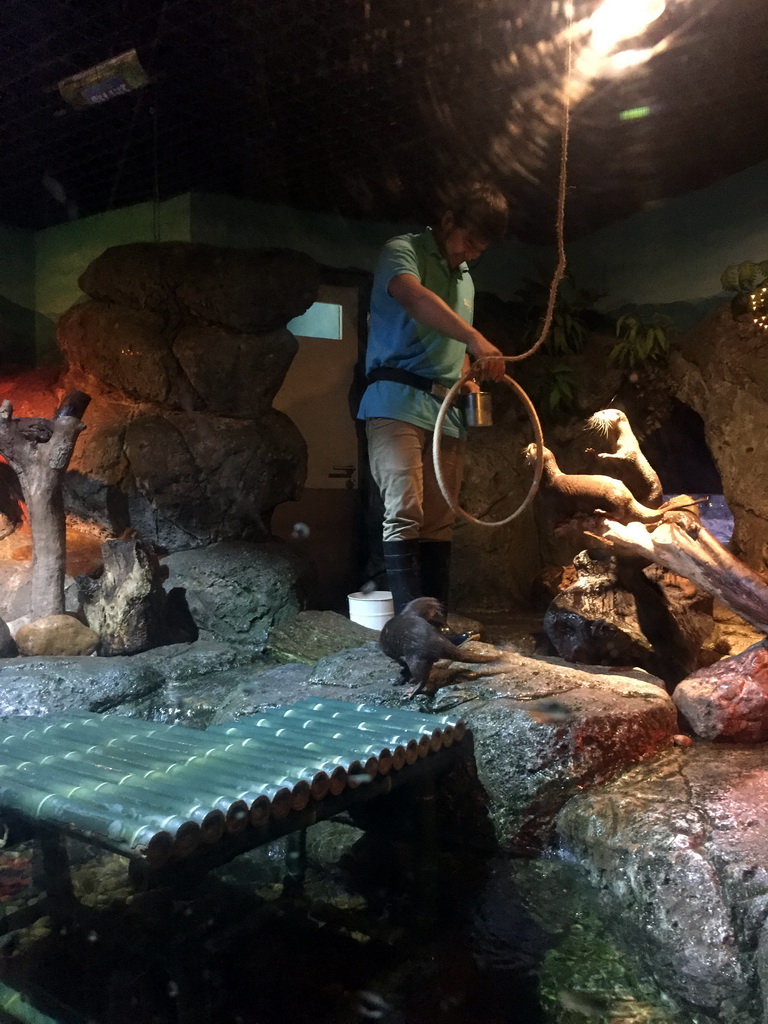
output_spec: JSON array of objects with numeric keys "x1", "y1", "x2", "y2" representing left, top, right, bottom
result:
[{"x1": 0, "y1": 392, "x2": 91, "y2": 618}]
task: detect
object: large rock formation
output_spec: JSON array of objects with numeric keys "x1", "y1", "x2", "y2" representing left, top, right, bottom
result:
[
  {"x1": 163, "y1": 540, "x2": 314, "y2": 649},
  {"x1": 671, "y1": 304, "x2": 768, "y2": 570},
  {"x1": 78, "y1": 242, "x2": 318, "y2": 334},
  {"x1": 64, "y1": 392, "x2": 306, "y2": 548},
  {"x1": 543, "y1": 550, "x2": 718, "y2": 688},
  {"x1": 557, "y1": 745, "x2": 768, "y2": 1022},
  {"x1": 55, "y1": 242, "x2": 319, "y2": 550}
]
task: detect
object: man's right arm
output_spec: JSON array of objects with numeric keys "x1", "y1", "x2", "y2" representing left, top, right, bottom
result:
[{"x1": 388, "y1": 273, "x2": 506, "y2": 380}]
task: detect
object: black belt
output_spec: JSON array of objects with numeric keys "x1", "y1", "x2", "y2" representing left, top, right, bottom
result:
[{"x1": 366, "y1": 366, "x2": 452, "y2": 399}]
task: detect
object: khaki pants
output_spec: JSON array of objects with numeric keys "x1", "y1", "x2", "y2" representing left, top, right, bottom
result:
[{"x1": 366, "y1": 417, "x2": 465, "y2": 542}]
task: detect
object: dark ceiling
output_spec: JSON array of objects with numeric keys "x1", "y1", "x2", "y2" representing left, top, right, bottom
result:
[{"x1": 0, "y1": 0, "x2": 766, "y2": 244}]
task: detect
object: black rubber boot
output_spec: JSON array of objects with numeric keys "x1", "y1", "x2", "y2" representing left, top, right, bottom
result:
[
  {"x1": 419, "y1": 539, "x2": 478, "y2": 646},
  {"x1": 382, "y1": 539, "x2": 422, "y2": 615},
  {"x1": 418, "y1": 540, "x2": 452, "y2": 606}
]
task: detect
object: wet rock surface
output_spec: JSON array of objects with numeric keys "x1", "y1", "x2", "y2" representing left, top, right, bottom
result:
[
  {"x1": 0, "y1": 610, "x2": 766, "y2": 1020},
  {"x1": 0, "y1": 605, "x2": 677, "y2": 849},
  {"x1": 211, "y1": 618, "x2": 677, "y2": 850},
  {"x1": 673, "y1": 637, "x2": 768, "y2": 742},
  {"x1": 556, "y1": 743, "x2": 768, "y2": 1023},
  {"x1": 265, "y1": 610, "x2": 380, "y2": 663},
  {"x1": 163, "y1": 541, "x2": 314, "y2": 649},
  {"x1": 0, "y1": 639, "x2": 259, "y2": 719},
  {"x1": 463, "y1": 667, "x2": 675, "y2": 851}
]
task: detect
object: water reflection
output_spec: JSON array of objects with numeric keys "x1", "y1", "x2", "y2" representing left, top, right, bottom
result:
[{"x1": 0, "y1": 826, "x2": 693, "y2": 1024}]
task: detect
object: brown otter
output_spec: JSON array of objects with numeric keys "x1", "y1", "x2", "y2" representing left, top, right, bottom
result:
[
  {"x1": 379, "y1": 597, "x2": 499, "y2": 699},
  {"x1": 585, "y1": 409, "x2": 663, "y2": 507},
  {"x1": 525, "y1": 443, "x2": 665, "y2": 524}
]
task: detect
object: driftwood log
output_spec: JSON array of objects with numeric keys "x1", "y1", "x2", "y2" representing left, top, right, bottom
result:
[
  {"x1": 539, "y1": 410, "x2": 768, "y2": 686},
  {"x1": 77, "y1": 533, "x2": 184, "y2": 655},
  {"x1": 586, "y1": 511, "x2": 768, "y2": 634},
  {"x1": 0, "y1": 390, "x2": 91, "y2": 618}
]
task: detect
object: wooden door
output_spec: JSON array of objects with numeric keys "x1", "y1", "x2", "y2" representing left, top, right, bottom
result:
[{"x1": 271, "y1": 283, "x2": 362, "y2": 611}]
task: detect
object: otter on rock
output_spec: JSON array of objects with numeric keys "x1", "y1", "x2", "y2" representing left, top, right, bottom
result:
[
  {"x1": 585, "y1": 408, "x2": 663, "y2": 507},
  {"x1": 379, "y1": 597, "x2": 499, "y2": 699}
]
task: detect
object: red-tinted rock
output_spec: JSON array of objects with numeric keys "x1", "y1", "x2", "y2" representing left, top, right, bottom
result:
[{"x1": 673, "y1": 639, "x2": 768, "y2": 742}]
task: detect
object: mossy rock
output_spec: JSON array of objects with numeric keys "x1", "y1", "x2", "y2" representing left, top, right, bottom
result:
[{"x1": 266, "y1": 610, "x2": 379, "y2": 663}]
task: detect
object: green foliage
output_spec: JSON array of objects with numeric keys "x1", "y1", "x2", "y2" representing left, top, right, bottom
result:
[
  {"x1": 515, "y1": 270, "x2": 676, "y2": 416},
  {"x1": 549, "y1": 309, "x2": 588, "y2": 355},
  {"x1": 609, "y1": 313, "x2": 673, "y2": 370},
  {"x1": 546, "y1": 362, "x2": 577, "y2": 414},
  {"x1": 516, "y1": 272, "x2": 603, "y2": 356},
  {"x1": 539, "y1": 919, "x2": 682, "y2": 1024},
  {"x1": 720, "y1": 259, "x2": 768, "y2": 293},
  {"x1": 530, "y1": 361, "x2": 577, "y2": 421}
]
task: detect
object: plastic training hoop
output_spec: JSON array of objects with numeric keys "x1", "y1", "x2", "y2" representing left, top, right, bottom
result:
[{"x1": 432, "y1": 359, "x2": 545, "y2": 528}]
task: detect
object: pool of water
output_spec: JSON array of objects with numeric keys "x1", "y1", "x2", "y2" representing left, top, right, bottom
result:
[
  {"x1": 0, "y1": 824, "x2": 691, "y2": 1024},
  {"x1": 663, "y1": 494, "x2": 734, "y2": 546}
]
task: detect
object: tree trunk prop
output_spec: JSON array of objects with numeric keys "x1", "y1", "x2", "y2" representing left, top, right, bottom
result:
[
  {"x1": 586, "y1": 510, "x2": 768, "y2": 634},
  {"x1": 0, "y1": 390, "x2": 91, "y2": 618}
]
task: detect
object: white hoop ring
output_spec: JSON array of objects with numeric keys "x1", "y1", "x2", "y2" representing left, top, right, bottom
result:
[{"x1": 432, "y1": 362, "x2": 545, "y2": 528}]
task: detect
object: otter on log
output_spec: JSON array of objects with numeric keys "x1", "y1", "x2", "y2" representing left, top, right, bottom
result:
[
  {"x1": 585, "y1": 408, "x2": 663, "y2": 507},
  {"x1": 379, "y1": 597, "x2": 499, "y2": 699},
  {"x1": 524, "y1": 443, "x2": 665, "y2": 525}
]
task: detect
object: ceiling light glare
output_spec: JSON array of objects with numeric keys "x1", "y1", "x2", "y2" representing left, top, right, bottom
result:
[
  {"x1": 610, "y1": 47, "x2": 656, "y2": 71},
  {"x1": 589, "y1": 0, "x2": 666, "y2": 55},
  {"x1": 619, "y1": 105, "x2": 651, "y2": 120}
]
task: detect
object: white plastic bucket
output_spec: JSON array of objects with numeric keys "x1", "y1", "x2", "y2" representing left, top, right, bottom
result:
[{"x1": 347, "y1": 590, "x2": 394, "y2": 630}]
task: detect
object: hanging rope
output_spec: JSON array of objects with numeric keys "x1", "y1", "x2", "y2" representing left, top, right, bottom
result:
[{"x1": 432, "y1": 14, "x2": 574, "y2": 528}]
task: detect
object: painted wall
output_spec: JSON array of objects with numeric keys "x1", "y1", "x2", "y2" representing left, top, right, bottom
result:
[
  {"x1": 190, "y1": 192, "x2": 415, "y2": 273},
  {"x1": 567, "y1": 159, "x2": 768, "y2": 313},
  {"x1": 190, "y1": 164, "x2": 768, "y2": 313},
  {"x1": 190, "y1": 192, "x2": 543, "y2": 300},
  {"x1": 33, "y1": 194, "x2": 192, "y2": 362},
  {"x1": 0, "y1": 223, "x2": 36, "y2": 366},
  {"x1": 9, "y1": 157, "x2": 768, "y2": 367}
]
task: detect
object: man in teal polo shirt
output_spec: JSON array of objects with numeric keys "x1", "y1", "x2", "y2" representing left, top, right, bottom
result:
[{"x1": 358, "y1": 184, "x2": 509, "y2": 616}]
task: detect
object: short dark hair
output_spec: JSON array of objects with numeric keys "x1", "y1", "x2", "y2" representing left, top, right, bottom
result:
[{"x1": 441, "y1": 183, "x2": 509, "y2": 245}]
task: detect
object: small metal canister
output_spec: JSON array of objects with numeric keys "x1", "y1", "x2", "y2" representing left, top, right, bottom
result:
[{"x1": 463, "y1": 391, "x2": 493, "y2": 427}]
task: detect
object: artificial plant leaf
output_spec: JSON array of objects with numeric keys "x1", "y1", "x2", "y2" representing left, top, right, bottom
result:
[
  {"x1": 720, "y1": 265, "x2": 740, "y2": 291},
  {"x1": 738, "y1": 261, "x2": 759, "y2": 291}
]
